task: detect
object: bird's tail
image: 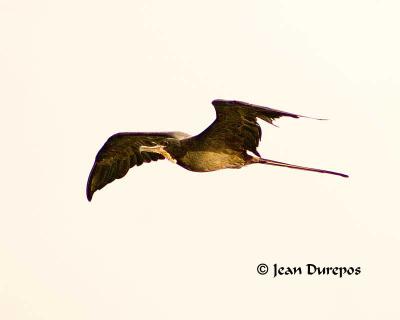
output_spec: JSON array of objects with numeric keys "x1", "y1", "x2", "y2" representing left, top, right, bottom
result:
[{"x1": 257, "y1": 158, "x2": 349, "y2": 178}]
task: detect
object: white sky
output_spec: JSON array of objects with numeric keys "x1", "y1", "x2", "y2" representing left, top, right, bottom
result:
[{"x1": 1, "y1": 0, "x2": 399, "y2": 319}]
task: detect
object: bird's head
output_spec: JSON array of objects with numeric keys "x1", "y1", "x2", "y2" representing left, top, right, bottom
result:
[
  {"x1": 163, "y1": 137, "x2": 182, "y2": 153},
  {"x1": 140, "y1": 138, "x2": 180, "y2": 153}
]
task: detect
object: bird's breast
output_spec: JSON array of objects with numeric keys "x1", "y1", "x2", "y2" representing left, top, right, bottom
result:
[{"x1": 177, "y1": 151, "x2": 246, "y2": 172}]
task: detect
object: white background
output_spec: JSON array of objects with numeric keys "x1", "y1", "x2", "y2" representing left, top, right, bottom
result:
[{"x1": 1, "y1": 1, "x2": 399, "y2": 319}]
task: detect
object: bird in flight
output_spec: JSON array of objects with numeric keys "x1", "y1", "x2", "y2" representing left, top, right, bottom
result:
[{"x1": 86, "y1": 99, "x2": 348, "y2": 201}]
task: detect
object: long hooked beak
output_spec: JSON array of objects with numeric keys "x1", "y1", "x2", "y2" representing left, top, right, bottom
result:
[{"x1": 139, "y1": 145, "x2": 164, "y2": 153}]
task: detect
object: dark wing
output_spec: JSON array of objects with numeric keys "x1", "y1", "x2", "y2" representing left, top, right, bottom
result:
[
  {"x1": 192, "y1": 99, "x2": 310, "y2": 156},
  {"x1": 86, "y1": 131, "x2": 189, "y2": 201}
]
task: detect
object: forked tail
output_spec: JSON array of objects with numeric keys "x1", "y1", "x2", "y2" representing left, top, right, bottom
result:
[{"x1": 257, "y1": 158, "x2": 349, "y2": 178}]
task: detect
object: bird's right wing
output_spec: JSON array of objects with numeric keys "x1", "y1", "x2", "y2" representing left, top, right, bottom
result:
[{"x1": 86, "y1": 131, "x2": 189, "y2": 201}]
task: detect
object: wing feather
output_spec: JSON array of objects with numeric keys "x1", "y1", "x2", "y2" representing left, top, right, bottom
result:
[
  {"x1": 86, "y1": 131, "x2": 189, "y2": 201},
  {"x1": 192, "y1": 99, "x2": 307, "y2": 154}
]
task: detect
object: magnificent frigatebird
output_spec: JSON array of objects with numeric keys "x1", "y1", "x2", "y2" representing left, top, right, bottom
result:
[{"x1": 86, "y1": 99, "x2": 348, "y2": 201}]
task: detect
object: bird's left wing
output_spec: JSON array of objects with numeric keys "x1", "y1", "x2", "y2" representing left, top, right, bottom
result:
[
  {"x1": 192, "y1": 99, "x2": 311, "y2": 156},
  {"x1": 86, "y1": 131, "x2": 189, "y2": 201}
]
